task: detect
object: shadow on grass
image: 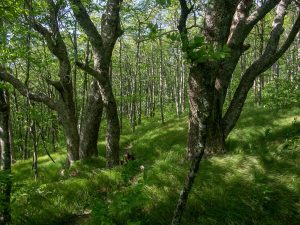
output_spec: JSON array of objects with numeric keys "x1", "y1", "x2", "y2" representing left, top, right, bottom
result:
[
  {"x1": 227, "y1": 115, "x2": 300, "y2": 175},
  {"x1": 99, "y1": 108, "x2": 300, "y2": 225},
  {"x1": 11, "y1": 107, "x2": 300, "y2": 225}
]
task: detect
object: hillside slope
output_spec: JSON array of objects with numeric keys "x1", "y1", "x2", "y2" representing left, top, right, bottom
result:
[{"x1": 11, "y1": 107, "x2": 300, "y2": 225}]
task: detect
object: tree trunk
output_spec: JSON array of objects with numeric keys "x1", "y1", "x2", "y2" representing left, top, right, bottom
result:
[
  {"x1": 79, "y1": 41, "x2": 90, "y2": 133},
  {"x1": 100, "y1": 78, "x2": 120, "y2": 167},
  {"x1": 132, "y1": 54, "x2": 137, "y2": 131},
  {"x1": 8, "y1": 113, "x2": 14, "y2": 164},
  {"x1": 51, "y1": 121, "x2": 58, "y2": 152},
  {"x1": 30, "y1": 120, "x2": 38, "y2": 181},
  {"x1": 172, "y1": 64, "x2": 213, "y2": 225},
  {"x1": 73, "y1": 20, "x2": 78, "y2": 116},
  {"x1": 159, "y1": 36, "x2": 165, "y2": 124},
  {"x1": 175, "y1": 47, "x2": 181, "y2": 116},
  {"x1": 79, "y1": 80, "x2": 103, "y2": 159},
  {"x1": 150, "y1": 43, "x2": 156, "y2": 118},
  {"x1": 205, "y1": 117, "x2": 225, "y2": 155},
  {"x1": 136, "y1": 22, "x2": 142, "y2": 125},
  {"x1": 180, "y1": 54, "x2": 186, "y2": 113},
  {"x1": 0, "y1": 88, "x2": 12, "y2": 225},
  {"x1": 58, "y1": 105, "x2": 80, "y2": 165},
  {"x1": 173, "y1": 1, "x2": 298, "y2": 223},
  {"x1": 119, "y1": 39, "x2": 123, "y2": 131}
]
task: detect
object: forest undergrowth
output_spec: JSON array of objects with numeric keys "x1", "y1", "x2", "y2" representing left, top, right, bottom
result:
[{"x1": 11, "y1": 106, "x2": 300, "y2": 225}]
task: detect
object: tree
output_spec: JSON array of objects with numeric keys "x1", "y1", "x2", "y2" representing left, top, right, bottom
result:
[
  {"x1": 0, "y1": 83, "x2": 12, "y2": 224},
  {"x1": 0, "y1": 0, "x2": 109, "y2": 165},
  {"x1": 0, "y1": 0, "x2": 82, "y2": 165},
  {"x1": 69, "y1": 0, "x2": 123, "y2": 167},
  {"x1": 172, "y1": 0, "x2": 300, "y2": 224}
]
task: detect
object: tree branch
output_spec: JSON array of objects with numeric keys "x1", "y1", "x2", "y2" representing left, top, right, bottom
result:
[
  {"x1": 101, "y1": 0, "x2": 123, "y2": 52},
  {"x1": 27, "y1": 15, "x2": 57, "y2": 54},
  {"x1": 177, "y1": 0, "x2": 193, "y2": 49},
  {"x1": 76, "y1": 62, "x2": 106, "y2": 84},
  {"x1": 227, "y1": 0, "x2": 253, "y2": 47},
  {"x1": 25, "y1": 0, "x2": 69, "y2": 62},
  {"x1": 24, "y1": 0, "x2": 53, "y2": 45},
  {"x1": 223, "y1": 0, "x2": 295, "y2": 137},
  {"x1": 227, "y1": 0, "x2": 281, "y2": 47},
  {"x1": 274, "y1": 7, "x2": 300, "y2": 57},
  {"x1": 46, "y1": 0, "x2": 60, "y2": 34},
  {"x1": 0, "y1": 68, "x2": 57, "y2": 110},
  {"x1": 45, "y1": 79, "x2": 64, "y2": 92},
  {"x1": 68, "y1": 0, "x2": 104, "y2": 52},
  {"x1": 246, "y1": 0, "x2": 281, "y2": 27}
]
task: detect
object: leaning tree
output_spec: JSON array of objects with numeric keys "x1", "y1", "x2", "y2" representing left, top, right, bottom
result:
[
  {"x1": 172, "y1": 0, "x2": 300, "y2": 224},
  {"x1": 0, "y1": 0, "x2": 81, "y2": 164},
  {"x1": 0, "y1": 0, "x2": 123, "y2": 166}
]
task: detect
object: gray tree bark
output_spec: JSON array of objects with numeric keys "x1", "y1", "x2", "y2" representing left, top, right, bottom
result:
[
  {"x1": 1, "y1": 0, "x2": 109, "y2": 165},
  {"x1": 69, "y1": 0, "x2": 122, "y2": 167},
  {"x1": 79, "y1": 80, "x2": 103, "y2": 159},
  {"x1": 28, "y1": 0, "x2": 80, "y2": 164}
]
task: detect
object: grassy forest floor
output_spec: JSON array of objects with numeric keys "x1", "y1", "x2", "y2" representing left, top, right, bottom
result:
[{"x1": 11, "y1": 106, "x2": 300, "y2": 225}]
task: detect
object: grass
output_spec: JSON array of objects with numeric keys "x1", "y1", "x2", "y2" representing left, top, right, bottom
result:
[{"x1": 11, "y1": 106, "x2": 300, "y2": 225}]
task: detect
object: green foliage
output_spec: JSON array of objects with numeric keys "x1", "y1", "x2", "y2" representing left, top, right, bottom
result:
[
  {"x1": 0, "y1": 0, "x2": 24, "y2": 20},
  {"x1": 146, "y1": 23, "x2": 159, "y2": 39},
  {"x1": 0, "y1": 81, "x2": 12, "y2": 91},
  {"x1": 0, "y1": 171, "x2": 12, "y2": 213},
  {"x1": 155, "y1": 0, "x2": 172, "y2": 7},
  {"x1": 262, "y1": 78, "x2": 300, "y2": 109},
  {"x1": 181, "y1": 35, "x2": 231, "y2": 63},
  {"x1": 166, "y1": 32, "x2": 181, "y2": 42},
  {"x1": 107, "y1": 183, "x2": 146, "y2": 223},
  {"x1": 2, "y1": 0, "x2": 299, "y2": 223},
  {"x1": 10, "y1": 107, "x2": 300, "y2": 225}
]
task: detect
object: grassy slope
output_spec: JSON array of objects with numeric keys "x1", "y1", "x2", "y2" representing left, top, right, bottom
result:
[{"x1": 11, "y1": 107, "x2": 300, "y2": 225}]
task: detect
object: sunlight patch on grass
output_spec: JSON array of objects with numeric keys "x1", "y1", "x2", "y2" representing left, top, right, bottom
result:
[
  {"x1": 211, "y1": 155, "x2": 266, "y2": 184},
  {"x1": 11, "y1": 107, "x2": 300, "y2": 225}
]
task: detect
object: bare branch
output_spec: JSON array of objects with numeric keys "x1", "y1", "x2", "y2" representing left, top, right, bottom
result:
[
  {"x1": 45, "y1": 79, "x2": 64, "y2": 92},
  {"x1": 177, "y1": 0, "x2": 192, "y2": 36},
  {"x1": 0, "y1": 68, "x2": 57, "y2": 110},
  {"x1": 32, "y1": 22, "x2": 56, "y2": 50},
  {"x1": 46, "y1": 0, "x2": 61, "y2": 36},
  {"x1": 227, "y1": 0, "x2": 253, "y2": 47},
  {"x1": 76, "y1": 62, "x2": 106, "y2": 84},
  {"x1": 246, "y1": 0, "x2": 281, "y2": 27},
  {"x1": 25, "y1": 0, "x2": 69, "y2": 62},
  {"x1": 274, "y1": 7, "x2": 300, "y2": 57},
  {"x1": 24, "y1": 0, "x2": 56, "y2": 51},
  {"x1": 223, "y1": 0, "x2": 295, "y2": 137},
  {"x1": 227, "y1": 0, "x2": 281, "y2": 47}
]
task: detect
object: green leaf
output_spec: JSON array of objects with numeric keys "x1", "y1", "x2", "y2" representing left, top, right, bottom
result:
[
  {"x1": 193, "y1": 36, "x2": 205, "y2": 46},
  {"x1": 156, "y1": 0, "x2": 172, "y2": 7},
  {"x1": 166, "y1": 33, "x2": 180, "y2": 42}
]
